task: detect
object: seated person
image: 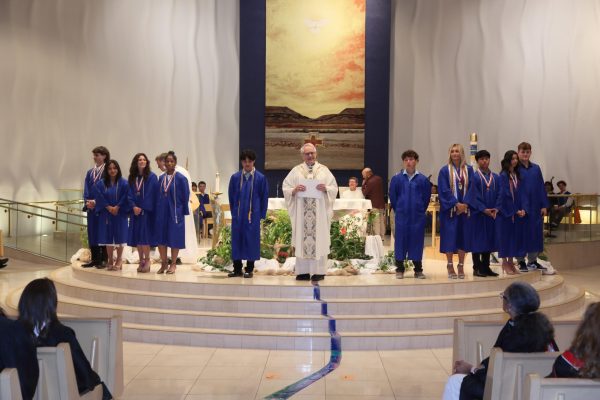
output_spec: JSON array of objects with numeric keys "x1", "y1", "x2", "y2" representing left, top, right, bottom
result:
[
  {"x1": 551, "y1": 180, "x2": 574, "y2": 229},
  {"x1": 549, "y1": 302, "x2": 600, "y2": 379},
  {"x1": 341, "y1": 177, "x2": 365, "y2": 199},
  {"x1": 443, "y1": 281, "x2": 558, "y2": 400},
  {"x1": 17, "y1": 278, "x2": 113, "y2": 400},
  {"x1": 0, "y1": 307, "x2": 39, "y2": 400}
]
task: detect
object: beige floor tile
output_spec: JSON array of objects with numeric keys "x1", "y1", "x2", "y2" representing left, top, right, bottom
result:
[
  {"x1": 266, "y1": 350, "x2": 326, "y2": 366},
  {"x1": 390, "y1": 380, "x2": 446, "y2": 398},
  {"x1": 124, "y1": 353, "x2": 155, "y2": 367},
  {"x1": 188, "y1": 378, "x2": 261, "y2": 396},
  {"x1": 379, "y1": 349, "x2": 437, "y2": 359},
  {"x1": 262, "y1": 364, "x2": 322, "y2": 380},
  {"x1": 123, "y1": 341, "x2": 165, "y2": 355},
  {"x1": 284, "y1": 395, "x2": 325, "y2": 400},
  {"x1": 135, "y1": 365, "x2": 204, "y2": 380},
  {"x1": 326, "y1": 366, "x2": 388, "y2": 382},
  {"x1": 157, "y1": 345, "x2": 216, "y2": 356},
  {"x1": 386, "y1": 366, "x2": 449, "y2": 383},
  {"x1": 255, "y1": 379, "x2": 325, "y2": 398},
  {"x1": 123, "y1": 364, "x2": 145, "y2": 385},
  {"x1": 324, "y1": 396, "x2": 395, "y2": 400},
  {"x1": 119, "y1": 395, "x2": 186, "y2": 400},
  {"x1": 122, "y1": 379, "x2": 195, "y2": 396},
  {"x1": 186, "y1": 395, "x2": 255, "y2": 400},
  {"x1": 147, "y1": 352, "x2": 213, "y2": 367},
  {"x1": 325, "y1": 380, "x2": 394, "y2": 397},
  {"x1": 430, "y1": 347, "x2": 453, "y2": 359},
  {"x1": 381, "y1": 356, "x2": 445, "y2": 371},
  {"x1": 338, "y1": 351, "x2": 384, "y2": 368},
  {"x1": 200, "y1": 365, "x2": 264, "y2": 381},
  {"x1": 208, "y1": 348, "x2": 270, "y2": 366}
]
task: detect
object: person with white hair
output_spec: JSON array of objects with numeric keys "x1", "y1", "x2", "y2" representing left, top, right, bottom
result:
[{"x1": 283, "y1": 143, "x2": 338, "y2": 281}]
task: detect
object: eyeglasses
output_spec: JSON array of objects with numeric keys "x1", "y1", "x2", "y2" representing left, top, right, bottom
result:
[{"x1": 499, "y1": 292, "x2": 508, "y2": 301}]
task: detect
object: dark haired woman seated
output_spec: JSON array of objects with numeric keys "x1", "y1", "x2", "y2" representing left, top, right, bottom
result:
[
  {"x1": 549, "y1": 302, "x2": 600, "y2": 379},
  {"x1": 17, "y1": 278, "x2": 113, "y2": 400},
  {"x1": 0, "y1": 307, "x2": 39, "y2": 400},
  {"x1": 443, "y1": 281, "x2": 558, "y2": 400}
]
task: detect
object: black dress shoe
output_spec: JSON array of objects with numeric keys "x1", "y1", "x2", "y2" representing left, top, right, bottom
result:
[
  {"x1": 227, "y1": 271, "x2": 243, "y2": 277},
  {"x1": 81, "y1": 261, "x2": 96, "y2": 268},
  {"x1": 0, "y1": 263, "x2": 7, "y2": 270},
  {"x1": 295, "y1": 273, "x2": 310, "y2": 281},
  {"x1": 95, "y1": 263, "x2": 107, "y2": 269},
  {"x1": 473, "y1": 269, "x2": 488, "y2": 278},
  {"x1": 0, "y1": 258, "x2": 8, "y2": 264},
  {"x1": 310, "y1": 274, "x2": 325, "y2": 282},
  {"x1": 243, "y1": 272, "x2": 253, "y2": 278},
  {"x1": 176, "y1": 257, "x2": 182, "y2": 265},
  {"x1": 518, "y1": 261, "x2": 529, "y2": 272},
  {"x1": 481, "y1": 267, "x2": 499, "y2": 277}
]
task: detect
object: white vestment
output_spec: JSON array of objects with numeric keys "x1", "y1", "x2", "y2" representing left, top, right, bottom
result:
[
  {"x1": 341, "y1": 188, "x2": 365, "y2": 199},
  {"x1": 283, "y1": 162, "x2": 338, "y2": 275},
  {"x1": 174, "y1": 165, "x2": 199, "y2": 264}
]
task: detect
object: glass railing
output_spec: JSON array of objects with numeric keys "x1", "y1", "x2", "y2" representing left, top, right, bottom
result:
[
  {"x1": 0, "y1": 197, "x2": 87, "y2": 263},
  {"x1": 545, "y1": 194, "x2": 600, "y2": 243}
]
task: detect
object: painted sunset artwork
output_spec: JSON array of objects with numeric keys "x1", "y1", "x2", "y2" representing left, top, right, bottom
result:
[{"x1": 265, "y1": 0, "x2": 365, "y2": 170}]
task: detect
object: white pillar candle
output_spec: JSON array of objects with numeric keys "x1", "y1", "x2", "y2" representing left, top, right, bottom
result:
[{"x1": 215, "y1": 172, "x2": 220, "y2": 193}]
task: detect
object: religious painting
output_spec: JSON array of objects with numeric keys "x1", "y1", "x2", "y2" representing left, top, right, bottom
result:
[{"x1": 265, "y1": 0, "x2": 365, "y2": 170}]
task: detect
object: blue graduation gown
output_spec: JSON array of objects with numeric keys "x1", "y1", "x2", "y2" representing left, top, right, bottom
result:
[
  {"x1": 228, "y1": 170, "x2": 269, "y2": 261},
  {"x1": 519, "y1": 162, "x2": 549, "y2": 253},
  {"x1": 464, "y1": 170, "x2": 500, "y2": 253},
  {"x1": 155, "y1": 172, "x2": 190, "y2": 249},
  {"x1": 83, "y1": 166, "x2": 104, "y2": 246},
  {"x1": 389, "y1": 171, "x2": 431, "y2": 261},
  {"x1": 495, "y1": 172, "x2": 529, "y2": 258},
  {"x1": 438, "y1": 164, "x2": 474, "y2": 253},
  {"x1": 93, "y1": 178, "x2": 130, "y2": 245},
  {"x1": 127, "y1": 172, "x2": 159, "y2": 247}
]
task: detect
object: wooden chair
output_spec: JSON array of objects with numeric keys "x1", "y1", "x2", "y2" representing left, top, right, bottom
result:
[
  {"x1": 524, "y1": 373, "x2": 600, "y2": 400},
  {"x1": 0, "y1": 368, "x2": 22, "y2": 400},
  {"x1": 483, "y1": 348, "x2": 557, "y2": 400},
  {"x1": 35, "y1": 343, "x2": 102, "y2": 400},
  {"x1": 202, "y1": 204, "x2": 214, "y2": 238},
  {"x1": 221, "y1": 203, "x2": 232, "y2": 225}
]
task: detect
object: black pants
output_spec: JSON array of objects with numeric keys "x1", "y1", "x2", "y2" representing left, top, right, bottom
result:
[
  {"x1": 91, "y1": 246, "x2": 107, "y2": 264},
  {"x1": 472, "y1": 252, "x2": 491, "y2": 271},
  {"x1": 233, "y1": 260, "x2": 255, "y2": 273},
  {"x1": 395, "y1": 260, "x2": 423, "y2": 273}
]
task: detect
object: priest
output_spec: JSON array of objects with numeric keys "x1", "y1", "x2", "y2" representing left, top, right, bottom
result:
[
  {"x1": 227, "y1": 149, "x2": 269, "y2": 278},
  {"x1": 283, "y1": 143, "x2": 338, "y2": 282}
]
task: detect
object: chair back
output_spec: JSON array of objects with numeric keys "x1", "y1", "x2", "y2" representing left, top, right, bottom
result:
[{"x1": 524, "y1": 373, "x2": 600, "y2": 400}]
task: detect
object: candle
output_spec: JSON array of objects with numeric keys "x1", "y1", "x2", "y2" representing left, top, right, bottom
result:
[
  {"x1": 215, "y1": 172, "x2": 220, "y2": 193},
  {"x1": 469, "y1": 132, "x2": 478, "y2": 167}
]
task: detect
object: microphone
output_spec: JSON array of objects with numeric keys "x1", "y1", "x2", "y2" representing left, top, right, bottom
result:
[{"x1": 550, "y1": 176, "x2": 555, "y2": 184}]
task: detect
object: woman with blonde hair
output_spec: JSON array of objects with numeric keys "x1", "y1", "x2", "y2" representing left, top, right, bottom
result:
[
  {"x1": 549, "y1": 302, "x2": 600, "y2": 378},
  {"x1": 437, "y1": 144, "x2": 473, "y2": 279}
]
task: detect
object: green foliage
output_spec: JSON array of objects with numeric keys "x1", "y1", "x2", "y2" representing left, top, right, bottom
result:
[
  {"x1": 377, "y1": 250, "x2": 396, "y2": 271},
  {"x1": 261, "y1": 210, "x2": 293, "y2": 263},
  {"x1": 199, "y1": 225, "x2": 232, "y2": 271},
  {"x1": 80, "y1": 227, "x2": 89, "y2": 249},
  {"x1": 328, "y1": 217, "x2": 371, "y2": 261}
]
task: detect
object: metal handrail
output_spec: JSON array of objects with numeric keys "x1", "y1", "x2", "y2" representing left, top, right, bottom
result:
[
  {"x1": 0, "y1": 198, "x2": 86, "y2": 219},
  {"x1": 0, "y1": 205, "x2": 86, "y2": 228}
]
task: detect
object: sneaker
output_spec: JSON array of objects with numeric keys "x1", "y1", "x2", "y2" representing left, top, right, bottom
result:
[
  {"x1": 518, "y1": 261, "x2": 529, "y2": 272},
  {"x1": 528, "y1": 261, "x2": 547, "y2": 271},
  {"x1": 395, "y1": 271, "x2": 404, "y2": 279},
  {"x1": 414, "y1": 271, "x2": 426, "y2": 279}
]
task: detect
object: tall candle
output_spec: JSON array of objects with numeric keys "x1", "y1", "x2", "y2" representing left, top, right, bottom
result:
[
  {"x1": 469, "y1": 132, "x2": 478, "y2": 167},
  {"x1": 215, "y1": 172, "x2": 220, "y2": 193}
]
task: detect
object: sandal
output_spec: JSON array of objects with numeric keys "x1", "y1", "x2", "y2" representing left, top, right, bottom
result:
[
  {"x1": 502, "y1": 261, "x2": 516, "y2": 275},
  {"x1": 157, "y1": 262, "x2": 168, "y2": 274},
  {"x1": 447, "y1": 263, "x2": 458, "y2": 279},
  {"x1": 457, "y1": 263, "x2": 465, "y2": 279},
  {"x1": 113, "y1": 259, "x2": 122, "y2": 271},
  {"x1": 140, "y1": 259, "x2": 151, "y2": 273},
  {"x1": 166, "y1": 264, "x2": 177, "y2": 274}
]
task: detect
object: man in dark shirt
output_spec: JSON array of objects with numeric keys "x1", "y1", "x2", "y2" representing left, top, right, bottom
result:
[{"x1": 361, "y1": 168, "x2": 386, "y2": 239}]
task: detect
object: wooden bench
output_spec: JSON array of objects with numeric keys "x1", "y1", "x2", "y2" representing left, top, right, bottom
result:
[
  {"x1": 453, "y1": 319, "x2": 580, "y2": 366},
  {"x1": 0, "y1": 368, "x2": 22, "y2": 400},
  {"x1": 35, "y1": 343, "x2": 102, "y2": 400},
  {"x1": 525, "y1": 373, "x2": 600, "y2": 400},
  {"x1": 61, "y1": 316, "x2": 123, "y2": 397},
  {"x1": 483, "y1": 348, "x2": 557, "y2": 400}
]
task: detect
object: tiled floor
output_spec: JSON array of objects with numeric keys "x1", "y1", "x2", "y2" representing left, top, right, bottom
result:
[{"x1": 2, "y1": 249, "x2": 600, "y2": 399}]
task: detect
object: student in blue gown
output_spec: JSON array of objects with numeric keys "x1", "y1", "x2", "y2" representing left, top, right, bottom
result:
[
  {"x1": 155, "y1": 151, "x2": 190, "y2": 274},
  {"x1": 197, "y1": 181, "x2": 211, "y2": 235},
  {"x1": 227, "y1": 149, "x2": 269, "y2": 278},
  {"x1": 93, "y1": 160, "x2": 129, "y2": 271},
  {"x1": 389, "y1": 150, "x2": 431, "y2": 279},
  {"x1": 464, "y1": 150, "x2": 500, "y2": 277},
  {"x1": 516, "y1": 142, "x2": 549, "y2": 272},
  {"x1": 495, "y1": 150, "x2": 528, "y2": 275},
  {"x1": 127, "y1": 153, "x2": 158, "y2": 273},
  {"x1": 82, "y1": 146, "x2": 110, "y2": 268},
  {"x1": 438, "y1": 144, "x2": 474, "y2": 279}
]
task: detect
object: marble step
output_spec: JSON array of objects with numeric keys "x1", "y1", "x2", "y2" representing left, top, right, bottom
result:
[
  {"x1": 68, "y1": 264, "x2": 543, "y2": 299},
  {"x1": 50, "y1": 268, "x2": 566, "y2": 315}
]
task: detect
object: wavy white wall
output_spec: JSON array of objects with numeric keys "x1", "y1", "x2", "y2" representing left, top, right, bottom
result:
[
  {"x1": 390, "y1": 0, "x2": 600, "y2": 192},
  {"x1": 0, "y1": 0, "x2": 239, "y2": 201}
]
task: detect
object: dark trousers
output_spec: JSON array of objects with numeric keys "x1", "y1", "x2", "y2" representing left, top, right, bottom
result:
[
  {"x1": 90, "y1": 245, "x2": 107, "y2": 264},
  {"x1": 472, "y1": 252, "x2": 491, "y2": 271},
  {"x1": 395, "y1": 260, "x2": 423, "y2": 273},
  {"x1": 233, "y1": 260, "x2": 255, "y2": 273}
]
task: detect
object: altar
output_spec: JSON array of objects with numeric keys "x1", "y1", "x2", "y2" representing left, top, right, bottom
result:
[{"x1": 267, "y1": 197, "x2": 373, "y2": 213}]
